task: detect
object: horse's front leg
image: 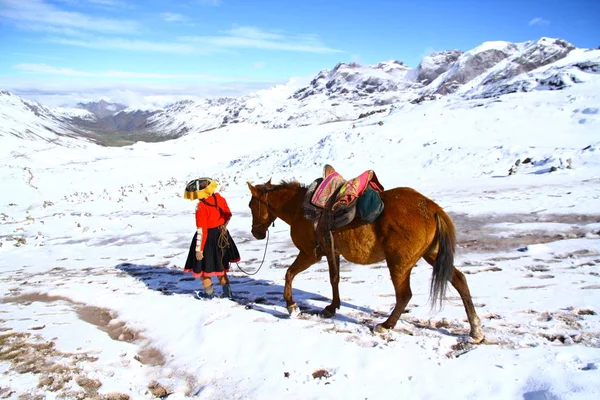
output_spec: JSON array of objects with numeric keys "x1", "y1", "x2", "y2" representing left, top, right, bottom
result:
[
  {"x1": 320, "y1": 254, "x2": 341, "y2": 318},
  {"x1": 284, "y1": 251, "x2": 318, "y2": 315}
]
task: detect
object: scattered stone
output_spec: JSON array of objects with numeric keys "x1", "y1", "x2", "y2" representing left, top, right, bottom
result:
[
  {"x1": 37, "y1": 376, "x2": 54, "y2": 388},
  {"x1": 29, "y1": 325, "x2": 46, "y2": 331},
  {"x1": 410, "y1": 94, "x2": 437, "y2": 104},
  {"x1": 358, "y1": 108, "x2": 387, "y2": 119},
  {"x1": 577, "y1": 309, "x2": 597, "y2": 316},
  {"x1": 103, "y1": 393, "x2": 131, "y2": 400},
  {"x1": 148, "y1": 381, "x2": 169, "y2": 398},
  {"x1": 312, "y1": 369, "x2": 331, "y2": 380},
  {"x1": 75, "y1": 376, "x2": 102, "y2": 390}
]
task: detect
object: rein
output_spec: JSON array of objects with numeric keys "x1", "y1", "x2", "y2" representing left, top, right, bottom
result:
[
  {"x1": 237, "y1": 192, "x2": 275, "y2": 276},
  {"x1": 235, "y1": 229, "x2": 270, "y2": 276}
]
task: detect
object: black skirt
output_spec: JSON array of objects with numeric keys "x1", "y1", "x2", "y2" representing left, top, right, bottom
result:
[{"x1": 184, "y1": 226, "x2": 240, "y2": 277}]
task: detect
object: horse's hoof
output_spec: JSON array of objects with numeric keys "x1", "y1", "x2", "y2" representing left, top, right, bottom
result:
[
  {"x1": 287, "y1": 304, "x2": 300, "y2": 317},
  {"x1": 319, "y1": 308, "x2": 335, "y2": 319},
  {"x1": 374, "y1": 324, "x2": 389, "y2": 333},
  {"x1": 471, "y1": 331, "x2": 485, "y2": 344}
]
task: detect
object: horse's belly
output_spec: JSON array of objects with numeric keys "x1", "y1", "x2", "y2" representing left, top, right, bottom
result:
[{"x1": 335, "y1": 227, "x2": 385, "y2": 265}]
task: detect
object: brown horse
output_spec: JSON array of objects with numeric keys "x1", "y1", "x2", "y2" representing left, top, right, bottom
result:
[{"x1": 247, "y1": 179, "x2": 484, "y2": 343}]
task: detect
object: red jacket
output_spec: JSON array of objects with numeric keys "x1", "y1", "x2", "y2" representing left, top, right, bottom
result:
[{"x1": 195, "y1": 193, "x2": 232, "y2": 251}]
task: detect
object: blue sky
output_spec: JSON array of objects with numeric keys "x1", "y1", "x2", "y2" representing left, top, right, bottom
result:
[{"x1": 0, "y1": 0, "x2": 598, "y2": 106}]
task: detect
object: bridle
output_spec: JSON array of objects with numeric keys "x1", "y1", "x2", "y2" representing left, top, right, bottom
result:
[
  {"x1": 251, "y1": 192, "x2": 276, "y2": 231},
  {"x1": 237, "y1": 191, "x2": 275, "y2": 276}
]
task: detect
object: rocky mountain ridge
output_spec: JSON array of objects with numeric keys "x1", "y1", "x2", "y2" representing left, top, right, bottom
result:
[{"x1": 1, "y1": 37, "x2": 599, "y2": 144}]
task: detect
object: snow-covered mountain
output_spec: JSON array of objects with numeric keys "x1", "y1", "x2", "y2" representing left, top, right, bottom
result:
[
  {"x1": 76, "y1": 99, "x2": 127, "y2": 119},
  {"x1": 1, "y1": 37, "x2": 599, "y2": 143},
  {"x1": 0, "y1": 90, "x2": 95, "y2": 145},
  {"x1": 140, "y1": 37, "x2": 598, "y2": 137},
  {"x1": 426, "y1": 37, "x2": 580, "y2": 97},
  {"x1": 416, "y1": 50, "x2": 464, "y2": 85}
]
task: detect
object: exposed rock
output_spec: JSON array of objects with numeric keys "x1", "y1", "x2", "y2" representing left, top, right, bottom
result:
[
  {"x1": 293, "y1": 60, "x2": 412, "y2": 101},
  {"x1": 76, "y1": 100, "x2": 127, "y2": 119},
  {"x1": 481, "y1": 38, "x2": 575, "y2": 86},
  {"x1": 435, "y1": 43, "x2": 519, "y2": 94},
  {"x1": 416, "y1": 50, "x2": 463, "y2": 85}
]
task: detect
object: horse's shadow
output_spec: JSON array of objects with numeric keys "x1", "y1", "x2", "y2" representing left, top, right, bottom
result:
[{"x1": 115, "y1": 262, "x2": 374, "y2": 323}]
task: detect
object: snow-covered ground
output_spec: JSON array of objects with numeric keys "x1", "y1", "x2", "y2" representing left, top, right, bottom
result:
[{"x1": 1, "y1": 71, "x2": 600, "y2": 399}]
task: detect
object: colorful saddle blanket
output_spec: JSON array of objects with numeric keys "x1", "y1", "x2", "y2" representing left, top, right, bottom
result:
[{"x1": 311, "y1": 165, "x2": 384, "y2": 211}]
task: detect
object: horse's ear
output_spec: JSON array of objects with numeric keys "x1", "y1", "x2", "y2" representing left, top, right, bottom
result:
[
  {"x1": 267, "y1": 177, "x2": 272, "y2": 185},
  {"x1": 247, "y1": 181, "x2": 257, "y2": 196}
]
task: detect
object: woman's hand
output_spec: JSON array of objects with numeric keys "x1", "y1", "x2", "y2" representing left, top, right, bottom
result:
[{"x1": 195, "y1": 250, "x2": 203, "y2": 260}]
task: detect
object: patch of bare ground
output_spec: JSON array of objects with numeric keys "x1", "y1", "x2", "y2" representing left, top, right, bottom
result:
[
  {"x1": 452, "y1": 212, "x2": 600, "y2": 254},
  {"x1": 0, "y1": 330, "x2": 114, "y2": 398},
  {"x1": 0, "y1": 292, "x2": 172, "y2": 398}
]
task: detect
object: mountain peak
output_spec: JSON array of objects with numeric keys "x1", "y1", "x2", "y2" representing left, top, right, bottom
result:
[{"x1": 76, "y1": 100, "x2": 127, "y2": 119}]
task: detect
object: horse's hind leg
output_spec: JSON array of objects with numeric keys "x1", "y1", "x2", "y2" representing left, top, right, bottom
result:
[
  {"x1": 375, "y1": 255, "x2": 416, "y2": 333},
  {"x1": 284, "y1": 251, "x2": 318, "y2": 315},
  {"x1": 450, "y1": 267, "x2": 484, "y2": 343},
  {"x1": 424, "y1": 254, "x2": 484, "y2": 342}
]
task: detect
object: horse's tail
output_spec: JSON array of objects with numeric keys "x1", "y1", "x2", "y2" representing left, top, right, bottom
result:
[{"x1": 430, "y1": 211, "x2": 456, "y2": 308}]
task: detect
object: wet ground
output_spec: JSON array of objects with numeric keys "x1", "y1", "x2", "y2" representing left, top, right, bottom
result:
[{"x1": 453, "y1": 212, "x2": 600, "y2": 253}]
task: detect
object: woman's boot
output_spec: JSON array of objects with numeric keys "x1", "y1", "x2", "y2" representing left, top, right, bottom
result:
[{"x1": 222, "y1": 284, "x2": 232, "y2": 299}]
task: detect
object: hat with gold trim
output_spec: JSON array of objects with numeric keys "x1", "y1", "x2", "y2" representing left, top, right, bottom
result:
[{"x1": 184, "y1": 178, "x2": 218, "y2": 200}]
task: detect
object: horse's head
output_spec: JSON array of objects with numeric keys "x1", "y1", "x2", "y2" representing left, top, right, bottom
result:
[{"x1": 247, "y1": 179, "x2": 276, "y2": 240}]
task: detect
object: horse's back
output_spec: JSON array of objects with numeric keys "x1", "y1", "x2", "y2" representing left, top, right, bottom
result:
[
  {"x1": 380, "y1": 186, "x2": 444, "y2": 216},
  {"x1": 335, "y1": 186, "x2": 446, "y2": 264}
]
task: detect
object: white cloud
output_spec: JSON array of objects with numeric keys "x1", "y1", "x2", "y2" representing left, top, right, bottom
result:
[
  {"x1": 529, "y1": 17, "x2": 550, "y2": 26},
  {"x1": 162, "y1": 12, "x2": 188, "y2": 23},
  {"x1": 37, "y1": 26, "x2": 341, "y2": 55},
  {"x1": 13, "y1": 63, "x2": 265, "y2": 82},
  {"x1": 54, "y1": 0, "x2": 130, "y2": 8},
  {"x1": 252, "y1": 61, "x2": 266, "y2": 69},
  {"x1": 47, "y1": 36, "x2": 199, "y2": 54},
  {"x1": 183, "y1": 25, "x2": 342, "y2": 54},
  {"x1": 0, "y1": 0, "x2": 139, "y2": 34},
  {"x1": 1, "y1": 76, "x2": 281, "y2": 107},
  {"x1": 1, "y1": 2, "x2": 338, "y2": 56},
  {"x1": 88, "y1": 0, "x2": 127, "y2": 6}
]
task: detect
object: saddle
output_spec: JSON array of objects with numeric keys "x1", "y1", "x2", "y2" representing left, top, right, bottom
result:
[{"x1": 303, "y1": 164, "x2": 385, "y2": 254}]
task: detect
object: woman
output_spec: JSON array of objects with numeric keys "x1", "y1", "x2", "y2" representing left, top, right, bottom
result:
[{"x1": 183, "y1": 178, "x2": 240, "y2": 298}]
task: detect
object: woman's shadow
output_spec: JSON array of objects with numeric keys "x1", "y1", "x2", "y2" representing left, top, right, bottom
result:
[{"x1": 115, "y1": 262, "x2": 374, "y2": 323}]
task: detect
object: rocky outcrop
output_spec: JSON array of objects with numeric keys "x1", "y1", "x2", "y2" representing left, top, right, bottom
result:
[
  {"x1": 109, "y1": 109, "x2": 160, "y2": 132},
  {"x1": 76, "y1": 100, "x2": 127, "y2": 119},
  {"x1": 480, "y1": 38, "x2": 575, "y2": 86},
  {"x1": 416, "y1": 50, "x2": 463, "y2": 85},
  {"x1": 433, "y1": 42, "x2": 519, "y2": 95},
  {"x1": 293, "y1": 61, "x2": 412, "y2": 101}
]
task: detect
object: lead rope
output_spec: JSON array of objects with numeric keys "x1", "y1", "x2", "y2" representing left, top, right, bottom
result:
[
  {"x1": 235, "y1": 192, "x2": 272, "y2": 276},
  {"x1": 235, "y1": 228, "x2": 270, "y2": 275}
]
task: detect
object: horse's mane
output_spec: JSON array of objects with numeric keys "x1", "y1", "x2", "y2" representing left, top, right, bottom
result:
[{"x1": 257, "y1": 179, "x2": 306, "y2": 193}]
